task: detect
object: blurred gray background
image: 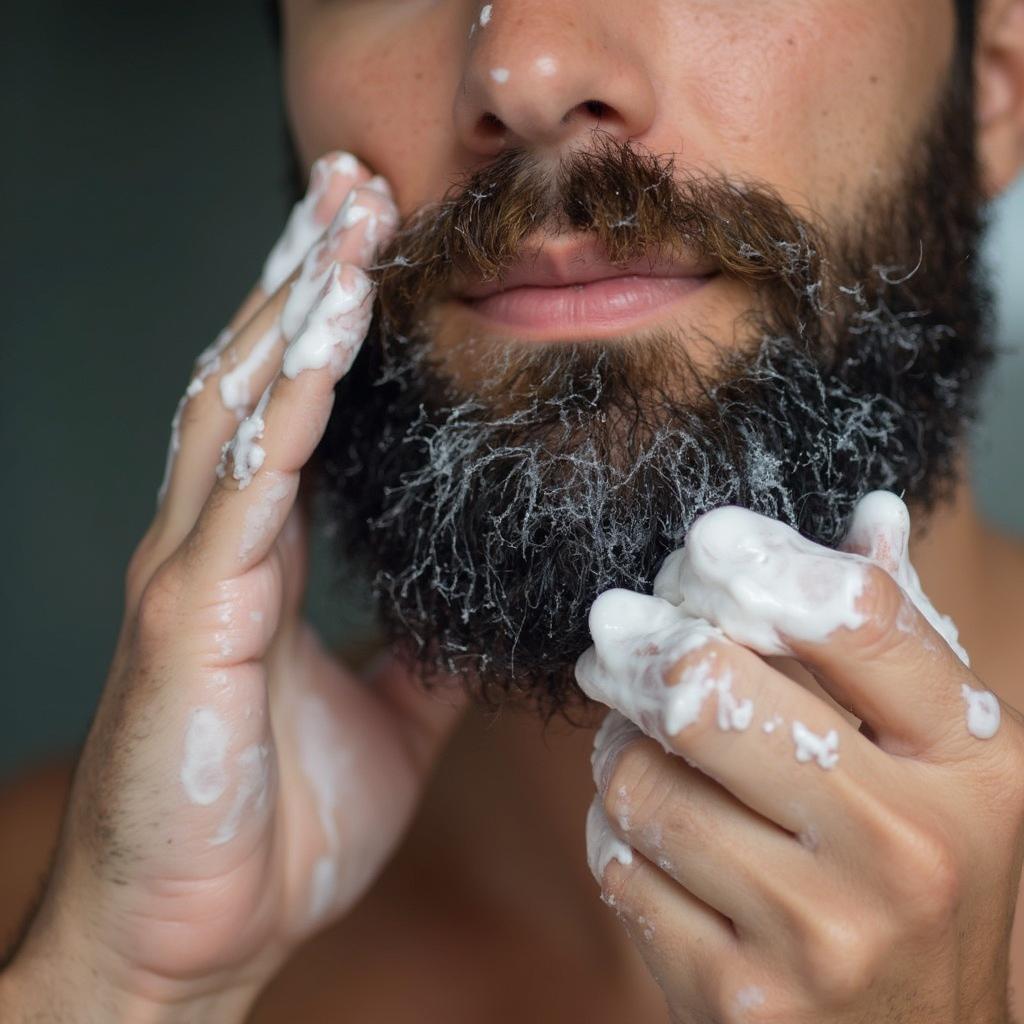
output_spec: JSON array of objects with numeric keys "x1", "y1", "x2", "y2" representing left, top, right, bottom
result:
[{"x1": 2, "y1": 2, "x2": 1022, "y2": 780}]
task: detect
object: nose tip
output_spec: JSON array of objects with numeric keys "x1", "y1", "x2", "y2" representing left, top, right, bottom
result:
[{"x1": 455, "y1": 8, "x2": 656, "y2": 158}]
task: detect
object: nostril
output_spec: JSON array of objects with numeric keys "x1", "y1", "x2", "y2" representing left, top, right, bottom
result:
[
  {"x1": 583, "y1": 100, "x2": 609, "y2": 119},
  {"x1": 478, "y1": 111, "x2": 506, "y2": 137}
]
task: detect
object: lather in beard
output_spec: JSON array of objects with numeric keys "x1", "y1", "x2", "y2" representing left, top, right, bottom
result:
[{"x1": 311, "y1": 73, "x2": 994, "y2": 719}]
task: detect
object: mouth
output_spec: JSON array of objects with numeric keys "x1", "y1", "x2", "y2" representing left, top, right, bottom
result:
[{"x1": 451, "y1": 238, "x2": 719, "y2": 340}]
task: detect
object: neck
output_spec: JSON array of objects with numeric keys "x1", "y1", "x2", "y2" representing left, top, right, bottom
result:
[{"x1": 418, "y1": 470, "x2": 1022, "y2": 985}]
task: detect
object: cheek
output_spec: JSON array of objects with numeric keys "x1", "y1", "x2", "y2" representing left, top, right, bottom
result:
[
  {"x1": 656, "y1": 1, "x2": 954, "y2": 217},
  {"x1": 283, "y1": 12, "x2": 456, "y2": 215}
]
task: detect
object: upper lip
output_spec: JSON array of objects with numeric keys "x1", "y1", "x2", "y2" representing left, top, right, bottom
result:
[{"x1": 455, "y1": 238, "x2": 719, "y2": 300}]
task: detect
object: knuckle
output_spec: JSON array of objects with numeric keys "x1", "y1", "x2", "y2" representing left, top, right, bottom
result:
[
  {"x1": 135, "y1": 561, "x2": 187, "y2": 643},
  {"x1": 851, "y1": 563, "x2": 904, "y2": 651},
  {"x1": 882, "y1": 821, "x2": 962, "y2": 928},
  {"x1": 662, "y1": 641, "x2": 746, "y2": 743},
  {"x1": 801, "y1": 915, "x2": 881, "y2": 1006}
]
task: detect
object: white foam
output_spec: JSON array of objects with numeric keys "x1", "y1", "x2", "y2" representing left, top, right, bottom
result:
[
  {"x1": 575, "y1": 589, "x2": 725, "y2": 750},
  {"x1": 591, "y1": 710, "x2": 643, "y2": 795},
  {"x1": 479, "y1": 4, "x2": 493, "y2": 26},
  {"x1": 219, "y1": 325, "x2": 280, "y2": 419},
  {"x1": 297, "y1": 692, "x2": 354, "y2": 923},
  {"x1": 841, "y1": 491, "x2": 969, "y2": 665},
  {"x1": 239, "y1": 471, "x2": 292, "y2": 561},
  {"x1": 260, "y1": 152, "x2": 360, "y2": 294},
  {"x1": 791, "y1": 720, "x2": 840, "y2": 770},
  {"x1": 960, "y1": 683, "x2": 1001, "y2": 739},
  {"x1": 156, "y1": 328, "x2": 233, "y2": 505},
  {"x1": 586, "y1": 796, "x2": 633, "y2": 881},
  {"x1": 212, "y1": 744, "x2": 270, "y2": 845},
  {"x1": 489, "y1": 67, "x2": 510, "y2": 84},
  {"x1": 735, "y1": 986, "x2": 767, "y2": 1013},
  {"x1": 181, "y1": 707, "x2": 229, "y2": 806},
  {"x1": 282, "y1": 263, "x2": 373, "y2": 380},
  {"x1": 217, "y1": 383, "x2": 271, "y2": 490},
  {"x1": 655, "y1": 506, "x2": 868, "y2": 656}
]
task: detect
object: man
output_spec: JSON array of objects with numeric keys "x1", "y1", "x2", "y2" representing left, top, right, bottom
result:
[{"x1": 2, "y1": 0, "x2": 1024, "y2": 1020}]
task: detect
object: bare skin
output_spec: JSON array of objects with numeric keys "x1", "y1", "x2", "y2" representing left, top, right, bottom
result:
[
  {"x1": 2, "y1": 0, "x2": 1024, "y2": 1020},
  {"x1": 1, "y1": 485, "x2": 1024, "y2": 1022}
]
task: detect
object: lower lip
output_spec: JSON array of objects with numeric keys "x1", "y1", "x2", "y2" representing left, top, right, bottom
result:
[{"x1": 459, "y1": 274, "x2": 715, "y2": 337}]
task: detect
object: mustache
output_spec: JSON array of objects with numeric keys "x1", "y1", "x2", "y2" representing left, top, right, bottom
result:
[{"x1": 368, "y1": 136, "x2": 830, "y2": 333}]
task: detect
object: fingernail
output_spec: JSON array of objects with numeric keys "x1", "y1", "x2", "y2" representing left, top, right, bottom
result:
[
  {"x1": 591, "y1": 711, "x2": 642, "y2": 796},
  {"x1": 260, "y1": 151, "x2": 363, "y2": 295},
  {"x1": 282, "y1": 263, "x2": 373, "y2": 380},
  {"x1": 586, "y1": 796, "x2": 633, "y2": 884}
]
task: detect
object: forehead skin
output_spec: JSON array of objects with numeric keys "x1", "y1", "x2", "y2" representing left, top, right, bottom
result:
[{"x1": 280, "y1": 1, "x2": 956, "y2": 222}]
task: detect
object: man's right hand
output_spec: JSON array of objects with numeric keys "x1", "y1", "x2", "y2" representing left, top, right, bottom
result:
[{"x1": 0, "y1": 153, "x2": 464, "y2": 1023}]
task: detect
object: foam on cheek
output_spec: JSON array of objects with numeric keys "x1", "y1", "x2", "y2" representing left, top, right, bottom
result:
[
  {"x1": 282, "y1": 263, "x2": 373, "y2": 380},
  {"x1": 575, "y1": 589, "x2": 728, "y2": 750},
  {"x1": 656, "y1": 506, "x2": 868, "y2": 656},
  {"x1": 841, "y1": 491, "x2": 969, "y2": 665},
  {"x1": 961, "y1": 683, "x2": 1001, "y2": 739},
  {"x1": 489, "y1": 67, "x2": 511, "y2": 84},
  {"x1": 586, "y1": 796, "x2": 633, "y2": 882},
  {"x1": 260, "y1": 152, "x2": 360, "y2": 295},
  {"x1": 479, "y1": 4, "x2": 493, "y2": 26},
  {"x1": 181, "y1": 707, "x2": 230, "y2": 806}
]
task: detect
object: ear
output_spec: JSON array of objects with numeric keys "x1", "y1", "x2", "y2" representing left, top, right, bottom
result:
[{"x1": 976, "y1": 0, "x2": 1024, "y2": 197}]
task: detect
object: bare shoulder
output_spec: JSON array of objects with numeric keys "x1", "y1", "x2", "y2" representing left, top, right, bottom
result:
[{"x1": 0, "y1": 759, "x2": 75, "y2": 950}]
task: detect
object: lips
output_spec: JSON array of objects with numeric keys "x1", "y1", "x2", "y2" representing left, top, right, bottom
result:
[
  {"x1": 456, "y1": 239, "x2": 717, "y2": 297},
  {"x1": 452, "y1": 238, "x2": 718, "y2": 336}
]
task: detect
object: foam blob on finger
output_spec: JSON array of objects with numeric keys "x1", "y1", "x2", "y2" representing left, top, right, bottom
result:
[
  {"x1": 654, "y1": 507, "x2": 869, "y2": 656},
  {"x1": 575, "y1": 589, "x2": 738, "y2": 750},
  {"x1": 260, "y1": 151, "x2": 369, "y2": 294}
]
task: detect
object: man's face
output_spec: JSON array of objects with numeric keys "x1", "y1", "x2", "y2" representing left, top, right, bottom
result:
[
  {"x1": 281, "y1": 0, "x2": 955, "y2": 254},
  {"x1": 277, "y1": 0, "x2": 992, "y2": 713}
]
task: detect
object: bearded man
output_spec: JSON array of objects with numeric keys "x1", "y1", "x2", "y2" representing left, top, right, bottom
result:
[{"x1": 2, "y1": 0, "x2": 1024, "y2": 1021}]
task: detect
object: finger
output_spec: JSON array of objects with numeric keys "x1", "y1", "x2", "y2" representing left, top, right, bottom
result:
[
  {"x1": 653, "y1": 502, "x2": 977, "y2": 756},
  {"x1": 592, "y1": 712, "x2": 820, "y2": 938},
  {"x1": 839, "y1": 490, "x2": 969, "y2": 665},
  {"x1": 154, "y1": 151, "x2": 373, "y2": 511},
  {"x1": 188, "y1": 261, "x2": 375, "y2": 583},
  {"x1": 576, "y1": 592, "x2": 881, "y2": 835},
  {"x1": 159, "y1": 181, "x2": 396, "y2": 548},
  {"x1": 587, "y1": 796, "x2": 732, "y2": 1007}
]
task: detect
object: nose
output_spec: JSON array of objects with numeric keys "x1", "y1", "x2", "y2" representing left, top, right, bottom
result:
[{"x1": 454, "y1": 1, "x2": 657, "y2": 159}]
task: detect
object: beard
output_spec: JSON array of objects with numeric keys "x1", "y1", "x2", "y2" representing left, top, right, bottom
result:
[{"x1": 310, "y1": 72, "x2": 994, "y2": 718}]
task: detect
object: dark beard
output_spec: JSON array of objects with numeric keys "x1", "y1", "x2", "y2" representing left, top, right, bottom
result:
[{"x1": 310, "y1": 74, "x2": 994, "y2": 718}]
